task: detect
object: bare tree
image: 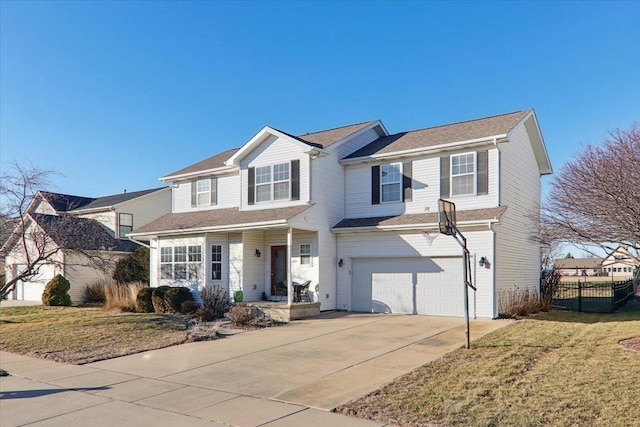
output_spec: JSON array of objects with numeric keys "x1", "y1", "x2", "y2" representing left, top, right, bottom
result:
[
  {"x1": 539, "y1": 123, "x2": 640, "y2": 263},
  {"x1": 0, "y1": 162, "x2": 128, "y2": 299}
]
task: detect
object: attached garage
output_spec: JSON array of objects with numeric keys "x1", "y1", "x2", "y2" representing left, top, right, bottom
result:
[{"x1": 351, "y1": 257, "x2": 465, "y2": 317}]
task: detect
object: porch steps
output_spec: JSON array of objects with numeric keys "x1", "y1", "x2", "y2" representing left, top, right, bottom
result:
[{"x1": 188, "y1": 285, "x2": 204, "y2": 306}]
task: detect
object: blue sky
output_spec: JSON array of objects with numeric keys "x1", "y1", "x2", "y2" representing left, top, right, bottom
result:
[{"x1": 1, "y1": 1, "x2": 639, "y2": 198}]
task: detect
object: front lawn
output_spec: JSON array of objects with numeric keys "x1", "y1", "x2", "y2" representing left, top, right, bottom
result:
[
  {"x1": 0, "y1": 306, "x2": 196, "y2": 364},
  {"x1": 338, "y1": 298, "x2": 640, "y2": 427}
]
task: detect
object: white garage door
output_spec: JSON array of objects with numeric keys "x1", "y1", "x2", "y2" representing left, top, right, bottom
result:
[{"x1": 351, "y1": 257, "x2": 464, "y2": 317}]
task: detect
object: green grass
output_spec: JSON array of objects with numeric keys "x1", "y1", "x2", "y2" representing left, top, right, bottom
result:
[
  {"x1": 337, "y1": 299, "x2": 640, "y2": 427},
  {"x1": 0, "y1": 306, "x2": 190, "y2": 364}
]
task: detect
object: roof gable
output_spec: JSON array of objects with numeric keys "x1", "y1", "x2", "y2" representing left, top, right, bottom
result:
[
  {"x1": 344, "y1": 110, "x2": 532, "y2": 159},
  {"x1": 39, "y1": 191, "x2": 96, "y2": 212},
  {"x1": 296, "y1": 120, "x2": 379, "y2": 148}
]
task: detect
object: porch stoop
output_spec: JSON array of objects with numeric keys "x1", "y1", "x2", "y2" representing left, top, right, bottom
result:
[{"x1": 246, "y1": 302, "x2": 321, "y2": 322}]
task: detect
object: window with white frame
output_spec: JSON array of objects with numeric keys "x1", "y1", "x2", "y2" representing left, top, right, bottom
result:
[
  {"x1": 196, "y1": 179, "x2": 210, "y2": 206},
  {"x1": 254, "y1": 162, "x2": 290, "y2": 202},
  {"x1": 380, "y1": 163, "x2": 402, "y2": 202},
  {"x1": 119, "y1": 213, "x2": 133, "y2": 238},
  {"x1": 160, "y1": 245, "x2": 202, "y2": 281},
  {"x1": 451, "y1": 153, "x2": 476, "y2": 196},
  {"x1": 300, "y1": 243, "x2": 311, "y2": 265},
  {"x1": 255, "y1": 166, "x2": 272, "y2": 202},
  {"x1": 211, "y1": 244, "x2": 222, "y2": 280},
  {"x1": 273, "y1": 163, "x2": 290, "y2": 200}
]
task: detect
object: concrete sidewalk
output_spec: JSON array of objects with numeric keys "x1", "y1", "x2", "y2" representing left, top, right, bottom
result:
[{"x1": 1, "y1": 313, "x2": 510, "y2": 426}]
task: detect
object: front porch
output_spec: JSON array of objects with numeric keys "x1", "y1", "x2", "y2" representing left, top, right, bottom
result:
[{"x1": 241, "y1": 301, "x2": 321, "y2": 322}]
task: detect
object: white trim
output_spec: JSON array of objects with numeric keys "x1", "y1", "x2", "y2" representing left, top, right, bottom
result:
[
  {"x1": 331, "y1": 219, "x2": 500, "y2": 234},
  {"x1": 324, "y1": 120, "x2": 388, "y2": 151},
  {"x1": 160, "y1": 166, "x2": 237, "y2": 182}
]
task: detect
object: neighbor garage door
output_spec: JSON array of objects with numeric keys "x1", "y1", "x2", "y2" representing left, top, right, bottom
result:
[{"x1": 351, "y1": 257, "x2": 464, "y2": 317}]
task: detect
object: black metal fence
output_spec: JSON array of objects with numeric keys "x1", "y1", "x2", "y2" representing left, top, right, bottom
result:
[{"x1": 552, "y1": 280, "x2": 636, "y2": 313}]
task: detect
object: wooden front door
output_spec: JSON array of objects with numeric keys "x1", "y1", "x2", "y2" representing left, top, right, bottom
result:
[{"x1": 270, "y1": 245, "x2": 287, "y2": 295}]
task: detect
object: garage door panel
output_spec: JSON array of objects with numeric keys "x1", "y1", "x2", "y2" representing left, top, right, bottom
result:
[{"x1": 352, "y1": 257, "x2": 463, "y2": 317}]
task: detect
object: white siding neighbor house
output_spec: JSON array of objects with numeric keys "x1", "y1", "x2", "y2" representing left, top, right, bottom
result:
[
  {"x1": 131, "y1": 110, "x2": 551, "y2": 318},
  {"x1": 2, "y1": 188, "x2": 171, "y2": 303}
]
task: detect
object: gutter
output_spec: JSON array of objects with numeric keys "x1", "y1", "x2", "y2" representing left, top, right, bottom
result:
[
  {"x1": 128, "y1": 219, "x2": 291, "y2": 239},
  {"x1": 160, "y1": 165, "x2": 238, "y2": 183},
  {"x1": 331, "y1": 218, "x2": 502, "y2": 234},
  {"x1": 128, "y1": 236, "x2": 151, "y2": 249}
]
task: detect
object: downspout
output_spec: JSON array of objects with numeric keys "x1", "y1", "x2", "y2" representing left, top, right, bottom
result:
[
  {"x1": 494, "y1": 137, "x2": 501, "y2": 207},
  {"x1": 489, "y1": 222, "x2": 498, "y2": 318},
  {"x1": 287, "y1": 227, "x2": 293, "y2": 307}
]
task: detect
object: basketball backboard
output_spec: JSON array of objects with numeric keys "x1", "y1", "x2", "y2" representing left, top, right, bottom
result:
[{"x1": 438, "y1": 199, "x2": 456, "y2": 236}]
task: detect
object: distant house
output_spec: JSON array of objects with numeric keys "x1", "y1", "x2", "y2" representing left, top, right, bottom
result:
[
  {"x1": 601, "y1": 245, "x2": 638, "y2": 280},
  {"x1": 554, "y1": 257, "x2": 604, "y2": 277},
  {"x1": 2, "y1": 188, "x2": 171, "y2": 303},
  {"x1": 554, "y1": 245, "x2": 639, "y2": 280}
]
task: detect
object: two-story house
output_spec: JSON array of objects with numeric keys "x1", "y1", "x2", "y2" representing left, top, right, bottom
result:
[
  {"x1": 130, "y1": 109, "x2": 551, "y2": 319},
  {"x1": 2, "y1": 187, "x2": 171, "y2": 302}
]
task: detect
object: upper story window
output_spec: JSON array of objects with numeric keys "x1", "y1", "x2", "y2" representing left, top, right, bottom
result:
[
  {"x1": 440, "y1": 150, "x2": 488, "y2": 198},
  {"x1": 371, "y1": 162, "x2": 412, "y2": 205},
  {"x1": 191, "y1": 178, "x2": 217, "y2": 208},
  {"x1": 119, "y1": 213, "x2": 133, "y2": 238},
  {"x1": 380, "y1": 163, "x2": 402, "y2": 202},
  {"x1": 451, "y1": 153, "x2": 476, "y2": 196},
  {"x1": 248, "y1": 160, "x2": 300, "y2": 205},
  {"x1": 255, "y1": 165, "x2": 272, "y2": 202}
]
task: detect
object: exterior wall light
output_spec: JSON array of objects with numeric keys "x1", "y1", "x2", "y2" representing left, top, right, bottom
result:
[
  {"x1": 338, "y1": 259, "x2": 344, "y2": 267},
  {"x1": 255, "y1": 249, "x2": 261, "y2": 258},
  {"x1": 479, "y1": 256, "x2": 487, "y2": 267}
]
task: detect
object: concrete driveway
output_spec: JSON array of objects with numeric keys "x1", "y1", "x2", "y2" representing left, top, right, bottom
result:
[{"x1": 1, "y1": 312, "x2": 509, "y2": 426}]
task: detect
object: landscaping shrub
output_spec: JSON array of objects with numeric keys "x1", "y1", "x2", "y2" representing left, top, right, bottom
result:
[
  {"x1": 83, "y1": 280, "x2": 107, "y2": 304},
  {"x1": 135, "y1": 287, "x2": 155, "y2": 313},
  {"x1": 200, "y1": 284, "x2": 229, "y2": 319},
  {"x1": 195, "y1": 307, "x2": 216, "y2": 322},
  {"x1": 498, "y1": 286, "x2": 543, "y2": 318},
  {"x1": 227, "y1": 305, "x2": 260, "y2": 328},
  {"x1": 180, "y1": 300, "x2": 199, "y2": 314},
  {"x1": 540, "y1": 268, "x2": 561, "y2": 311},
  {"x1": 104, "y1": 281, "x2": 146, "y2": 312},
  {"x1": 164, "y1": 287, "x2": 193, "y2": 313},
  {"x1": 112, "y1": 247, "x2": 150, "y2": 283},
  {"x1": 151, "y1": 286, "x2": 171, "y2": 313},
  {"x1": 233, "y1": 290, "x2": 244, "y2": 303},
  {"x1": 42, "y1": 274, "x2": 72, "y2": 306}
]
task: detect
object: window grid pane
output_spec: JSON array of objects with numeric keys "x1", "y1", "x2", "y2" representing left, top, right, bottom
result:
[
  {"x1": 273, "y1": 163, "x2": 289, "y2": 181},
  {"x1": 174, "y1": 246, "x2": 187, "y2": 262},
  {"x1": 273, "y1": 182, "x2": 289, "y2": 200},
  {"x1": 255, "y1": 166, "x2": 271, "y2": 184},
  {"x1": 381, "y1": 182, "x2": 401, "y2": 202},
  {"x1": 211, "y1": 245, "x2": 222, "y2": 281},
  {"x1": 451, "y1": 153, "x2": 475, "y2": 196},
  {"x1": 256, "y1": 184, "x2": 271, "y2": 202}
]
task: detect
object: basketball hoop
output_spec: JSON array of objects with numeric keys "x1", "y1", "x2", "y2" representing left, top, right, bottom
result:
[{"x1": 421, "y1": 230, "x2": 438, "y2": 246}]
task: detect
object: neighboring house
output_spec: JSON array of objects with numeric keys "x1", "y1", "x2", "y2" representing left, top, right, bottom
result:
[
  {"x1": 600, "y1": 245, "x2": 639, "y2": 280},
  {"x1": 130, "y1": 109, "x2": 551, "y2": 318},
  {"x1": 554, "y1": 257, "x2": 604, "y2": 277},
  {"x1": 554, "y1": 246, "x2": 639, "y2": 280},
  {"x1": 2, "y1": 188, "x2": 171, "y2": 303}
]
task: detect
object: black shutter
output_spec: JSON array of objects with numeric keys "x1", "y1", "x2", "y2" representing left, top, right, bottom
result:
[
  {"x1": 477, "y1": 151, "x2": 488, "y2": 196},
  {"x1": 440, "y1": 156, "x2": 450, "y2": 198},
  {"x1": 291, "y1": 160, "x2": 300, "y2": 201},
  {"x1": 371, "y1": 165, "x2": 380, "y2": 205},
  {"x1": 248, "y1": 167, "x2": 255, "y2": 205},
  {"x1": 210, "y1": 177, "x2": 217, "y2": 205},
  {"x1": 403, "y1": 161, "x2": 412, "y2": 202},
  {"x1": 191, "y1": 181, "x2": 197, "y2": 207}
]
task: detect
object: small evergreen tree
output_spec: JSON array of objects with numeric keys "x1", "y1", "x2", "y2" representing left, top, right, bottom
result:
[
  {"x1": 113, "y1": 247, "x2": 150, "y2": 283},
  {"x1": 42, "y1": 274, "x2": 72, "y2": 306}
]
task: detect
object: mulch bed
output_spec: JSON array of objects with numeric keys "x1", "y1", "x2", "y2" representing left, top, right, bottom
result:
[{"x1": 620, "y1": 338, "x2": 640, "y2": 352}]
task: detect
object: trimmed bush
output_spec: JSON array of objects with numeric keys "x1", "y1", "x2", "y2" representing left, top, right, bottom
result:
[
  {"x1": 151, "y1": 286, "x2": 171, "y2": 313},
  {"x1": 136, "y1": 287, "x2": 154, "y2": 313},
  {"x1": 227, "y1": 305, "x2": 259, "y2": 328},
  {"x1": 180, "y1": 300, "x2": 199, "y2": 314},
  {"x1": 164, "y1": 287, "x2": 193, "y2": 313},
  {"x1": 42, "y1": 274, "x2": 72, "y2": 306},
  {"x1": 200, "y1": 285, "x2": 229, "y2": 319},
  {"x1": 233, "y1": 290, "x2": 244, "y2": 303}
]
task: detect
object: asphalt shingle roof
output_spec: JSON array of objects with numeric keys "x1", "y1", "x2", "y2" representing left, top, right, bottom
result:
[
  {"x1": 344, "y1": 110, "x2": 531, "y2": 159},
  {"x1": 40, "y1": 188, "x2": 165, "y2": 212},
  {"x1": 333, "y1": 207, "x2": 507, "y2": 229},
  {"x1": 554, "y1": 258, "x2": 604, "y2": 270},
  {"x1": 296, "y1": 120, "x2": 377, "y2": 148},
  {"x1": 132, "y1": 205, "x2": 312, "y2": 235},
  {"x1": 164, "y1": 148, "x2": 240, "y2": 179},
  {"x1": 30, "y1": 213, "x2": 139, "y2": 252}
]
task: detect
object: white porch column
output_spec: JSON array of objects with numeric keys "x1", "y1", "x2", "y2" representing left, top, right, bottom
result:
[{"x1": 287, "y1": 226, "x2": 293, "y2": 307}]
